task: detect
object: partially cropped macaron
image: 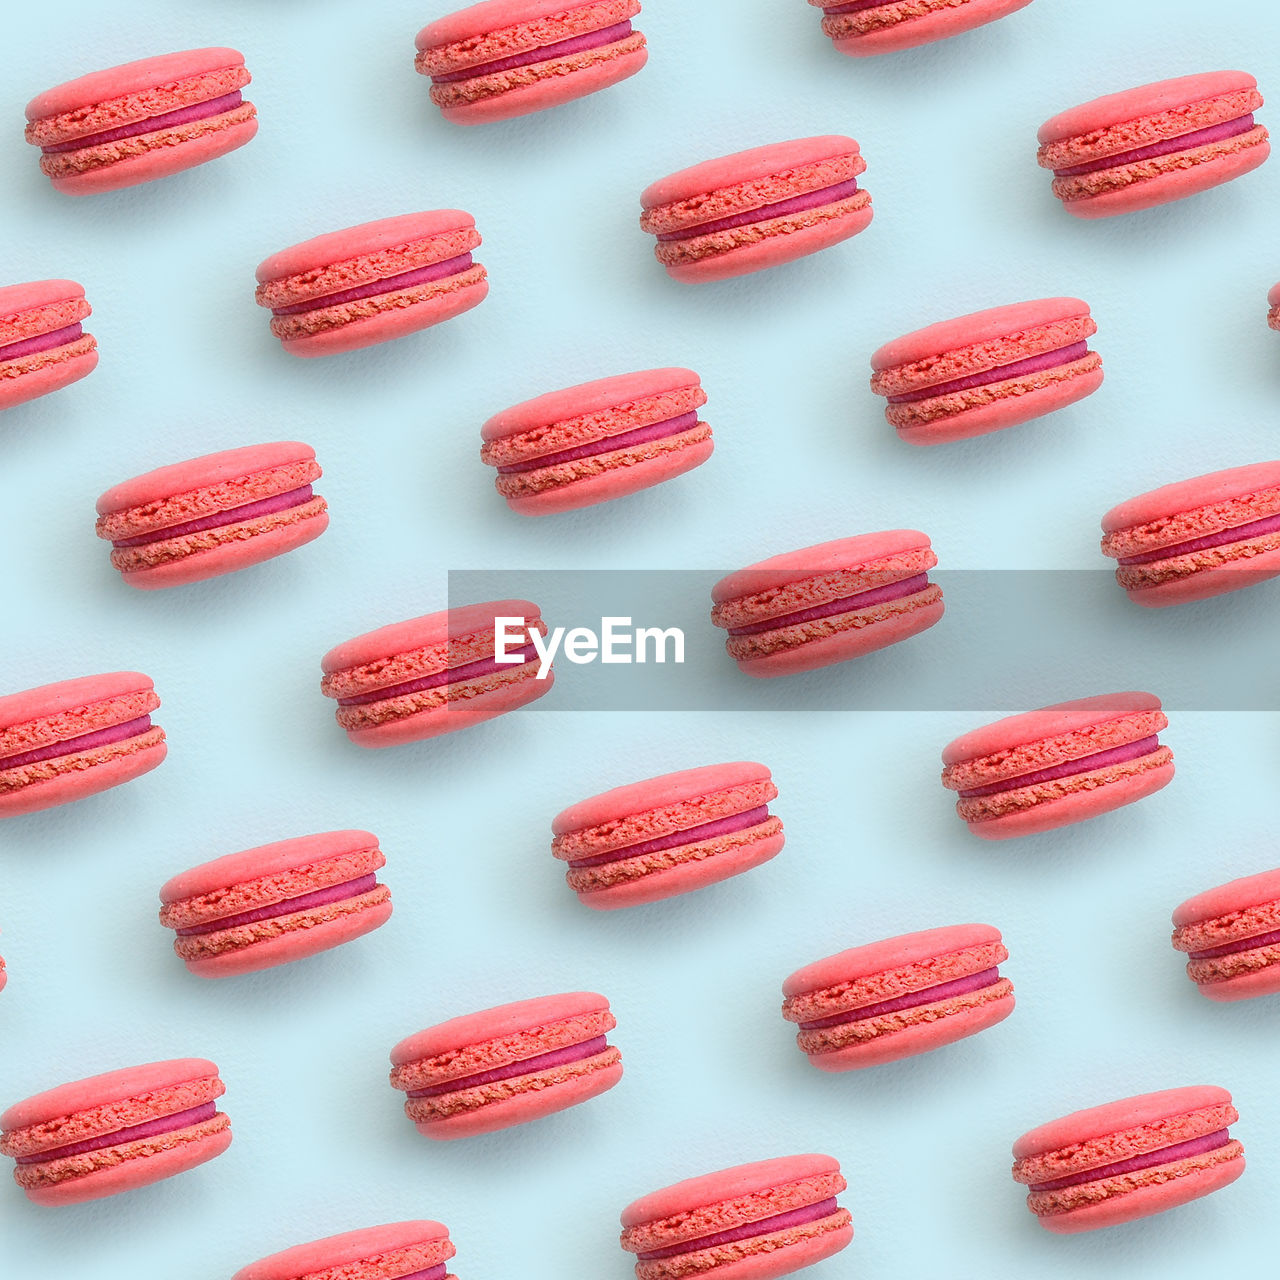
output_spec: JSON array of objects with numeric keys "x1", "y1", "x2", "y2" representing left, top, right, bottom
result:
[
  {"x1": 159, "y1": 830, "x2": 392, "y2": 978},
  {"x1": 0, "y1": 1058, "x2": 230, "y2": 1206},
  {"x1": 255, "y1": 211, "x2": 488, "y2": 357},
  {"x1": 1268, "y1": 282, "x2": 1280, "y2": 330},
  {"x1": 0, "y1": 946, "x2": 6, "y2": 995},
  {"x1": 1172, "y1": 868, "x2": 1280, "y2": 1002},
  {"x1": 782, "y1": 924, "x2": 1014, "y2": 1071},
  {"x1": 1100, "y1": 461, "x2": 1280, "y2": 607},
  {"x1": 941, "y1": 692, "x2": 1174, "y2": 840},
  {"x1": 0, "y1": 673, "x2": 166, "y2": 819},
  {"x1": 870, "y1": 299, "x2": 1103, "y2": 445},
  {"x1": 416, "y1": 0, "x2": 647, "y2": 125},
  {"x1": 552, "y1": 762, "x2": 784, "y2": 910},
  {"x1": 641, "y1": 136, "x2": 872, "y2": 283},
  {"x1": 1012, "y1": 1087, "x2": 1244, "y2": 1233},
  {"x1": 481, "y1": 368, "x2": 711, "y2": 514},
  {"x1": 233, "y1": 1221, "x2": 458, "y2": 1280},
  {"x1": 389, "y1": 992, "x2": 622, "y2": 1139},
  {"x1": 712, "y1": 531, "x2": 943, "y2": 677},
  {"x1": 810, "y1": 0, "x2": 1033, "y2": 57},
  {"x1": 1038, "y1": 71, "x2": 1269, "y2": 218},
  {"x1": 0, "y1": 280, "x2": 97, "y2": 411},
  {"x1": 321, "y1": 599, "x2": 552, "y2": 747},
  {"x1": 25, "y1": 48, "x2": 257, "y2": 195},
  {"x1": 620, "y1": 1155, "x2": 853, "y2": 1280},
  {"x1": 95, "y1": 442, "x2": 328, "y2": 589}
]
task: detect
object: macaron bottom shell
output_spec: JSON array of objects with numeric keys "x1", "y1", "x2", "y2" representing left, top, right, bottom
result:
[
  {"x1": 824, "y1": 0, "x2": 1034, "y2": 57},
  {"x1": 0, "y1": 737, "x2": 167, "y2": 819},
  {"x1": 1119, "y1": 543, "x2": 1280, "y2": 608},
  {"x1": 0, "y1": 346, "x2": 98, "y2": 411},
  {"x1": 636, "y1": 1219, "x2": 853, "y2": 1280}
]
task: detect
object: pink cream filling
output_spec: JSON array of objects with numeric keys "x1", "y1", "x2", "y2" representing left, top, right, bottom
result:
[
  {"x1": 41, "y1": 92, "x2": 244, "y2": 154},
  {"x1": 800, "y1": 968, "x2": 1002, "y2": 1030},
  {"x1": 1054, "y1": 115, "x2": 1257, "y2": 177},
  {"x1": 1031, "y1": 1131, "x2": 1232, "y2": 1192},
  {"x1": 396, "y1": 1269, "x2": 448, "y2": 1280},
  {"x1": 887, "y1": 342, "x2": 1089, "y2": 404},
  {"x1": 727, "y1": 572, "x2": 930, "y2": 637},
  {"x1": 497, "y1": 411, "x2": 700, "y2": 474},
  {"x1": 175, "y1": 874, "x2": 379, "y2": 937},
  {"x1": 272, "y1": 255, "x2": 474, "y2": 316},
  {"x1": 407, "y1": 1035, "x2": 609, "y2": 1097},
  {"x1": 112, "y1": 486, "x2": 314, "y2": 548},
  {"x1": 0, "y1": 323, "x2": 84, "y2": 363},
  {"x1": 958, "y1": 736, "x2": 1161, "y2": 798},
  {"x1": 1191, "y1": 923, "x2": 1280, "y2": 960},
  {"x1": 336, "y1": 642, "x2": 537, "y2": 707},
  {"x1": 16, "y1": 1102, "x2": 218, "y2": 1164},
  {"x1": 432, "y1": 21, "x2": 633, "y2": 83},
  {"x1": 825, "y1": 0, "x2": 895, "y2": 11},
  {"x1": 658, "y1": 178, "x2": 862, "y2": 242},
  {"x1": 568, "y1": 805, "x2": 772, "y2": 869},
  {"x1": 0, "y1": 715, "x2": 153, "y2": 773},
  {"x1": 638, "y1": 1199, "x2": 841, "y2": 1260},
  {"x1": 1118, "y1": 510, "x2": 1280, "y2": 565}
]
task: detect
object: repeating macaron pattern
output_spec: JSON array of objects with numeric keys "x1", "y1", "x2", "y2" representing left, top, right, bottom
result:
[
  {"x1": 1011, "y1": 1087, "x2": 1244, "y2": 1233},
  {"x1": 619, "y1": 1154, "x2": 853, "y2": 1280},
  {"x1": 417, "y1": 0, "x2": 648, "y2": 124},
  {"x1": 0, "y1": 1059, "x2": 231, "y2": 1206},
  {"x1": 552, "y1": 761, "x2": 784, "y2": 909},
  {"x1": 25, "y1": 48, "x2": 257, "y2": 195},
  {"x1": 0, "y1": 279, "x2": 97, "y2": 411},
  {"x1": 233, "y1": 1221, "x2": 459, "y2": 1280},
  {"x1": 389, "y1": 992, "x2": 623, "y2": 1139}
]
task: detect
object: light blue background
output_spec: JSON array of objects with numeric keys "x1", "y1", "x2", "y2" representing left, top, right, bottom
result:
[{"x1": 2, "y1": 1, "x2": 1279, "y2": 1277}]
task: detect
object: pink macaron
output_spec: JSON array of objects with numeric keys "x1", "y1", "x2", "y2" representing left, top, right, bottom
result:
[
  {"x1": 0, "y1": 1058, "x2": 231, "y2": 1206},
  {"x1": 1012, "y1": 1087, "x2": 1244, "y2": 1233},
  {"x1": 0, "y1": 672, "x2": 166, "y2": 819},
  {"x1": 416, "y1": 0, "x2": 648, "y2": 124},
  {"x1": 620, "y1": 1154, "x2": 853, "y2": 1280},
  {"x1": 481, "y1": 367, "x2": 711, "y2": 514},
  {"x1": 711, "y1": 531, "x2": 944, "y2": 677},
  {"x1": 641, "y1": 136, "x2": 872, "y2": 283},
  {"x1": 1038, "y1": 71, "x2": 1269, "y2": 219},
  {"x1": 810, "y1": 0, "x2": 1033, "y2": 57},
  {"x1": 0, "y1": 280, "x2": 98, "y2": 411},
  {"x1": 941, "y1": 692, "x2": 1174, "y2": 840},
  {"x1": 552, "y1": 762, "x2": 785, "y2": 909},
  {"x1": 0, "y1": 946, "x2": 6, "y2": 995},
  {"x1": 1100, "y1": 461, "x2": 1280, "y2": 607},
  {"x1": 389, "y1": 991, "x2": 622, "y2": 1139},
  {"x1": 159, "y1": 830, "x2": 392, "y2": 978},
  {"x1": 1172, "y1": 867, "x2": 1280, "y2": 1002},
  {"x1": 1268, "y1": 282, "x2": 1280, "y2": 330},
  {"x1": 25, "y1": 48, "x2": 257, "y2": 195},
  {"x1": 870, "y1": 299, "x2": 1103, "y2": 445},
  {"x1": 255, "y1": 211, "x2": 488, "y2": 357},
  {"x1": 95, "y1": 442, "x2": 328, "y2": 589},
  {"x1": 782, "y1": 924, "x2": 1014, "y2": 1070},
  {"x1": 321, "y1": 599, "x2": 553, "y2": 746},
  {"x1": 233, "y1": 1221, "x2": 458, "y2": 1280}
]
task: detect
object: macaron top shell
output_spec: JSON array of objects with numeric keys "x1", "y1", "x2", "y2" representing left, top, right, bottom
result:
[
  {"x1": 553, "y1": 762, "x2": 771, "y2": 835},
  {"x1": 0, "y1": 671, "x2": 155, "y2": 733},
  {"x1": 621, "y1": 1154, "x2": 841, "y2": 1227},
  {"x1": 25, "y1": 48, "x2": 247, "y2": 122},
  {"x1": 712, "y1": 531, "x2": 932, "y2": 605},
  {"x1": 233, "y1": 1221, "x2": 452, "y2": 1280},
  {"x1": 418, "y1": 0, "x2": 612, "y2": 48},
  {"x1": 870, "y1": 299, "x2": 1091, "y2": 372},
  {"x1": 321, "y1": 600, "x2": 538, "y2": 676},
  {"x1": 1101, "y1": 462, "x2": 1280, "y2": 534},
  {"x1": 256, "y1": 212, "x2": 476, "y2": 284},
  {"x1": 1269, "y1": 283, "x2": 1280, "y2": 308},
  {"x1": 1037, "y1": 71, "x2": 1259, "y2": 145},
  {"x1": 641, "y1": 136, "x2": 860, "y2": 211},
  {"x1": 0, "y1": 1058, "x2": 218, "y2": 1133},
  {"x1": 482, "y1": 368, "x2": 701, "y2": 442},
  {"x1": 942, "y1": 692, "x2": 1162, "y2": 766},
  {"x1": 96, "y1": 443, "x2": 317, "y2": 516},
  {"x1": 782, "y1": 924, "x2": 1002, "y2": 998},
  {"x1": 1173, "y1": 867, "x2": 1280, "y2": 927},
  {"x1": 0, "y1": 279, "x2": 87, "y2": 319},
  {"x1": 1012, "y1": 1086, "x2": 1233, "y2": 1160},
  {"x1": 159, "y1": 830, "x2": 380, "y2": 905},
  {"x1": 391, "y1": 991, "x2": 609, "y2": 1066}
]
